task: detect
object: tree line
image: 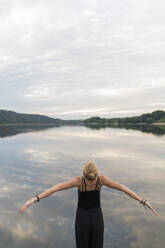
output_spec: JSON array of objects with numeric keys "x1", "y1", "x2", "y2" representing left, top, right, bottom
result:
[{"x1": 83, "y1": 110, "x2": 165, "y2": 125}]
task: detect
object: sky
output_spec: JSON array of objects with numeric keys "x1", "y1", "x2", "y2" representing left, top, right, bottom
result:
[{"x1": 0, "y1": 0, "x2": 165, "y2": 120}]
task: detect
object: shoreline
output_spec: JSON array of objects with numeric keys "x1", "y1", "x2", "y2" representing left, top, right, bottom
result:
[
  {"x1": 0, "y1": 122, "x2": 165, "y2": 126},
  {"x1": 84, "y1": 122, "x2": 165, "y2": 126},
  {"x1": 0, "y1": 123, "x2": 60, "y2": 126}
]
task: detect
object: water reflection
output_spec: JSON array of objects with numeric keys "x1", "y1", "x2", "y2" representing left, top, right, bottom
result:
[
  {"x1": 0, "y1": 124, "x2": 61, "y2": 138},
  {"x1": 1, "y1": 123, "x2": 165, "y2": 138},
  {"x1": 0, "y1": 126, "x2": 164, "y2": 248},
  {"x1": 84, "y1": 123, "x2": 165, "y2": 136}
]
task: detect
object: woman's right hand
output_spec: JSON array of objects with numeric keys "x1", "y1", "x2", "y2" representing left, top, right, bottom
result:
[
  {"x1": 20, "y1": 197, "x2": 37, "y2": 214},
  {"x1": 144, "y1": 201, "x2": 158, "y2": 216}
]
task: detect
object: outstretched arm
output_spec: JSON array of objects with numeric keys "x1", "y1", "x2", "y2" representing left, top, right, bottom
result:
[
  {"x1": 20, "y1": 176, "x2": 79, "y2": 214},
  {"x1": 36, "y1": 176, "x2": 79, "y2": 200},
  {"x1": 101, "y1": 175, "x2": 158, "y2": 216}
]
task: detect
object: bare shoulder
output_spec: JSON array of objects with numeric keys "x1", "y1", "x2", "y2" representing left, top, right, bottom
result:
[
  {"x1": 99, "y1": 174, "x2": 114, "y2": 185},
  {"x1": 99, "y1": 174, "x2": 123, "y2": 190},
  {"x1": 71, "y1": 176, "x2": 81, "y2": 187},
  {"x1": 99, "y1": 174, "x2": 104, "y2": 186}
]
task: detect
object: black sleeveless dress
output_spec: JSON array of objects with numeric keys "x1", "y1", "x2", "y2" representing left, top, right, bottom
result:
[{"x1": 75, "y1": 176, "x2": 104, "y2": 248}]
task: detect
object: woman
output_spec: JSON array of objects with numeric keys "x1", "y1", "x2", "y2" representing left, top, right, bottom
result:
[{"x1": 20, "y1": 160, "x2": 158, "y2": 248}]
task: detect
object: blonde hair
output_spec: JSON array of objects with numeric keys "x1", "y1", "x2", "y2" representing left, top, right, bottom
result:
[{"x1": 83, "y1": 160, "x2": 99, "y2": 181}]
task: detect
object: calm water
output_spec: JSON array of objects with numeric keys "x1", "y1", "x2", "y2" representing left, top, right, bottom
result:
[{"x1": 0, "y1": 125, "x2": 164, "y2": 248}]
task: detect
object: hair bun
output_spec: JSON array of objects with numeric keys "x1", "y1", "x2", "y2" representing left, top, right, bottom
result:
[
  {"x1": 83, "y1": 161, "x2": 98, "y2": 181},
  {"x1": 89, "y1": 173, "x2": 95, "y2": 179}
]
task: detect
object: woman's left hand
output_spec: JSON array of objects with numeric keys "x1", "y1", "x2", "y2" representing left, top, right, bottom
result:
[{"x1": 20, "y1": 197, "x2": 37, "y2": 214}]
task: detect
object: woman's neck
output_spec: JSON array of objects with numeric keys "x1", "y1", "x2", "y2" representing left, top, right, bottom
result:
[{"x1": 84, "y1": 176, "x2": 98, "y2": 185}]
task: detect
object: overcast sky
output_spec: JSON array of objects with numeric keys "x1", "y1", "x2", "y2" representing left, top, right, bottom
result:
[{"x1": 0, "y1": 0, "x2": 165, "y2": 120}]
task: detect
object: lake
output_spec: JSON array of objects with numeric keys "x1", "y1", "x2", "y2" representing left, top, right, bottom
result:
[{"x1": 0, "y1": 124, "x2": 164, "y2": 248}]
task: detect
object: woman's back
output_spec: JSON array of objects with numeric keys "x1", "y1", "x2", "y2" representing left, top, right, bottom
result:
[
  {"x1": 77, "y1": 175, "x2": 102, "y2": 209},
  {"x1": 78, "y1": 175, "x2": 102, "y2": 191}
]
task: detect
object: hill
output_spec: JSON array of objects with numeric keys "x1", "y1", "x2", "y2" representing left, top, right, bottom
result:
[
  {"x1": 83, "y1": 110, "x2": 165, "y2": 125},
  {"x1": 0, "y1": 110, "x2": 82, "y2": 125}
]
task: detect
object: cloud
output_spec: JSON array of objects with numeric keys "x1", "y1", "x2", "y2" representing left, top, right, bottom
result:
[{"x1": 0, "y1": 0, "x2": 165, "y2": 119}]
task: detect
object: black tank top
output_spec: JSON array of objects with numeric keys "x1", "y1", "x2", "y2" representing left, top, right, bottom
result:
[{"x1": 77, "y1": 176, "x2": 101, "y2": 209}]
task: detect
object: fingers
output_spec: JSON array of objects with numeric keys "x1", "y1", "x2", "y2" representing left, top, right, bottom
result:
[
  {"x1": 152, "y1": 209, "x2": 158, "y2": 216},
  {"x1": 145, "y1": 202, "x2": 158, "y2": 216},
  {"x1": 20, "y1": 205, "x2": 27, "y2": 214},
  {"x1": 150, "y1": 208, "x2": 158, "y2": 216},
  {"x1": 20, "y1": 198, "x2": 35, "y2": 214},
  {"x1": 149, "y1": 206, "x2": 158, "y2": 216}
]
